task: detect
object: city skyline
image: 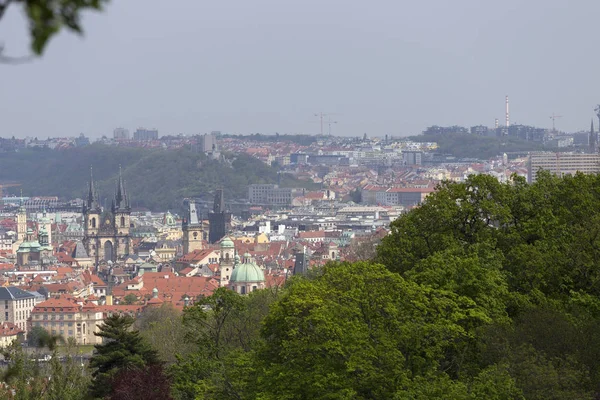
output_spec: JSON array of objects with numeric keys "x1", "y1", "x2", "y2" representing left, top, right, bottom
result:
[{"x1": 1, "y1": 0, "x2": 600, "y2": 138}]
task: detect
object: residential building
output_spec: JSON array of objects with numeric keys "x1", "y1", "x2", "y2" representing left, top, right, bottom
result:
[
  {"x1": 248, "y1": 184, "x2": 304, "y2": 206},
  {"x1": 528, "y1": 152, "x2": 600, "y2": 183},
  {"x1": 0, "y1": 322, "x2": 23, "y2": 347},
  {"x1": 113, "y1": 127, "x2": 130, "y2": 140},
  {"x1": 0, "y1": 286, "x2": 43, "y2": 334},
  {"x1": 30, "y1": 297, "x2": 103, "y2": 345},
  {"x1": 133, "y1": 128, "x2": 158, "y2": 141}
]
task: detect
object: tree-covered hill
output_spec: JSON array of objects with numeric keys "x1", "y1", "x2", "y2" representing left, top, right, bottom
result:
[
  {"x1": 0, "y1": 145, "x2": 314, "y2": 211},
  {"x1": 409, "y1": 132, "x2": 548, "y2": 159}
]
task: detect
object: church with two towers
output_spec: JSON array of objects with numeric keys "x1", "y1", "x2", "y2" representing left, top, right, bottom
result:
[{"x1": 82, "y1": 168, "x2": 131, "y2": 264}]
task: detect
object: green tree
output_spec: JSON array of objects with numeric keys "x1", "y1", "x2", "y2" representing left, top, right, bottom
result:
[
  {"x1": 171, "y1": 287, "x2": 279, "y2": 400},
  {"x1": 122, "y1": 293, "x2": 138, "y2": 305},
  {"x1": 135, "y1": 303, "x2": 193, "y2": 364},
  {"x1": 254, "y1": 262, "x2": 472, "y2": 400},
  {"x1": 88, "y1": 314, "x2": 160, "y2": 399},
  {"x1": 0, "y1": 0, "x2": 109, "y2": 56}
]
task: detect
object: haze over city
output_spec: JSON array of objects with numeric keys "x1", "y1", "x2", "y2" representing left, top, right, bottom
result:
[{"x1": 1, "y1": 0, "x2": 599, "y2": 138}]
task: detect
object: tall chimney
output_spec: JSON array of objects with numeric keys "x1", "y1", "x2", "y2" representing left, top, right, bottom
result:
[
  {"x1": 505, "y1": 95, "x2": 510, "y2": 127},
  {"x1": 495, "y1": 118, "x2": 499, "y2": 129}
]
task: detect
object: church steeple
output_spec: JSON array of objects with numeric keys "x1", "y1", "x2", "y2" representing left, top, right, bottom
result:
[
  {"x1": 113, "y1": 165, "x2": 129, "y2": 211},
  {"x1": 85, "y1": 166, "x2": 100, "y2": 212}
]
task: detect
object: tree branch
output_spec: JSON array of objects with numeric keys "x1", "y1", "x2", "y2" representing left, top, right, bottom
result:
[{"x1": 0, "y1": 0, "x2": 13, "y2": 22}]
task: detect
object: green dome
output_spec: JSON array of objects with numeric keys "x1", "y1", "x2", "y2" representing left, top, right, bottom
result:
[
  {"x1": 220, "y1": 237, "x2": 234, "y2": 249},
  {"x1": 230, "y1": 254, "x2": 265, "y2": 283}
]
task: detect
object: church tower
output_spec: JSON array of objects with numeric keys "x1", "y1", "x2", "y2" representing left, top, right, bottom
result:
[
  {"x1": 82, "y1": 166, "x2": 133, "y2": 265},
  {"x1": 112, "y1": 167, "x2": 131, "y2": 257},
  {"x1": 16, "y1": 198, "x2": 27, "y2": 242},
  {"x1": 182, "y1": 200, "x2": 203, "y2": 255},
  {"x1": 83, "y1": 167, "x2": 101, "y2": 259},
  {"x1": 40, "y1": 207, "x2": 52, "y2": 246},
  {"x1": 219, "y1": 237, "x2": 235, "y2": 287}
]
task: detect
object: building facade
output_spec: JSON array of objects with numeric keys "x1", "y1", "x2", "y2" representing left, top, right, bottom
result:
[
  {"x1": 0, "y1": 287, "x2": 43, "y2": 335},
  {"x1": 133, "y1": 128, "x2": 158, "y2": 141},
  {"x1": 208, "y1": 189, "x2": 231, "y2": 244},
  {"x1": 83, "y1": 168, "x2": 131, "y2": 264},
  {"x1": 30, "y1": 297, "x2": 103, "y2": 345},
  {"x1": 528, "y1": 152, "x2": 600, "y2": 183},
  {"x1": 182, "y1": 200, "x2": 203, "y2": 255}
]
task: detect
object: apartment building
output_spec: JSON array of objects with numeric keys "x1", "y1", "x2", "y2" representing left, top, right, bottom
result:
[
  {"x1": 0, "y1": 287, "x2": 44, "y2": 335},
  {"x1": 30, "y1": 297, "x2": 103, "y2": 345},
  {"x1": 248, "y1": 184, "x2": 304, "y2": 206},
  {"x1": 528, "y1": 152, "x2": 600, "y2": 183}
]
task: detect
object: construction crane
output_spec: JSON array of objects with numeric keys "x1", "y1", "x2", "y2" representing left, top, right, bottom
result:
[
  {"x1": 313, "y1": 113, "x2": 339, "y2": 136},
  {"x1": 549, "y1": 113, "x2": 562, "y2": 132},
  {"x1": 325, "y1": 116, "x2": 338, "y2": 136}
]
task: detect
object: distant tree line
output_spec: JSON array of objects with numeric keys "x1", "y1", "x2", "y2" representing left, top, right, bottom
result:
[{"x1": 0, "y1": 145, "x2": 313, "y2": 212}]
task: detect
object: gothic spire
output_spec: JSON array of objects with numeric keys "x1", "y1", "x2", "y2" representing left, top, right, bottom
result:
[
  {"x1": 87, "y1": 166, "x2": 99, "y2": 211},
  {"x1": 114, "y1": 165, "x2": 129, "y2": 210}
]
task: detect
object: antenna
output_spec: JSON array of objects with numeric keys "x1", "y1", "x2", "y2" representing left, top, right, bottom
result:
[{"x1": 505, "y1": 95, "x2": 510, "y2": 127}]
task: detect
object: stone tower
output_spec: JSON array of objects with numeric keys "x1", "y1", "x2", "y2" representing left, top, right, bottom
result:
[
  {"x1": 16, "y1": 200, "x2": 27, "y2": 242},
  {"x1": 219, "y1": 237, "x2": 235, "y2": 287},
  {"x1": 182, "y1": 200, "x2": 203, "y2": 255}
]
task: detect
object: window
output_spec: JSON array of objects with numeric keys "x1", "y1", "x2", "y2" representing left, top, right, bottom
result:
[
  {"x1": 121, "y1": 216, "x2": 125, "y2": 227},
  {"x1": 241, "y1": 286, "x2": 246, "y2": 295},
  {"x1": 252, "y1": 286, "x2": 257, "y2": 292},
  {"x1": 91, "y1": 217, "x2": 96, "y2": 228},
  {"x1": 68, "y1": 330, "x2": 73, "y2": 336}
]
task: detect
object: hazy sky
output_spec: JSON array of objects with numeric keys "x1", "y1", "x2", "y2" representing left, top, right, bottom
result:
[{"x1": 1, "y1": 0, "x2": 599, "y2": 138}]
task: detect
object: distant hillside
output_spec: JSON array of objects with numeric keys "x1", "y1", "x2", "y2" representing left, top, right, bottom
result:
[
  {"x1": 409, "y1": 133, "x2": 549, "y2": 159},
  {"x1": 0, "y1": 145, "x2": 315, "y2": 211}
]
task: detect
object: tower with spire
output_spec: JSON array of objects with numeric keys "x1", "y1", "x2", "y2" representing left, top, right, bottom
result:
[
  {"x1": 16, "y1": 190, "x2": 27, "y2": 243},
  {"x1": 82, "y1": 166, "x2": 132, "y2": 265}
]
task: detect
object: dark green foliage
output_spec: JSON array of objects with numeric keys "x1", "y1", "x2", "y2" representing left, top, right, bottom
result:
[
  {"x1": 0, "y1": 0, "x2": 109, "y2": 55},
  {"x1": 375, "y1": 171, "x2": 600, "y2": 398},
  {"x1": 88, "y1": 314, "x2": 160, "y2": 399},
  {"x1": 0, "y1": 339, "x2": 90, "y2": 400},
  {"x1": 0, "y1": 145, "x2": 315, "y2": 211},
  {"x1": 110, "y1": 364, "x2": 173, "y2": 400},
  {"x1": 171, "y1": 287, "x2": 279, "y2": 400}
]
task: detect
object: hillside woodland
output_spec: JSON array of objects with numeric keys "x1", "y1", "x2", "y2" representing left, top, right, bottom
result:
[{"x1": 0, "y1": 145, "x2": 313, "y2": 211}]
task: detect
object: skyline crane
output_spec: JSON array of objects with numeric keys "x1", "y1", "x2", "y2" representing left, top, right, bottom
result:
[
  {"x1": 313, "y1": 112, "x2": 339, "y2": 136},
  {"x1": 549, "y1": 113, "x2": 562, "y2": 132}
]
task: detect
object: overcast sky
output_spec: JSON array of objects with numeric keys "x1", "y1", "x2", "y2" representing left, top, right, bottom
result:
[{"x1": 0, "y1": 0, "x2": 598, "y2": 138}]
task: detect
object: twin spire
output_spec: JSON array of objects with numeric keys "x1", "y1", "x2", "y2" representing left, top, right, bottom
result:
[{"x1": 84, "y1": 165, "x2": 130, "y2": 213}]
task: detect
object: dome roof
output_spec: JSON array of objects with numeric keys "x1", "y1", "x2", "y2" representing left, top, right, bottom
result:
[
  {"x1": 220, "y1": 237, "x2": 234, "y2": 249},
  {"x1": 230, "y1": 255, "x2": 265, "y2": 283}
]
